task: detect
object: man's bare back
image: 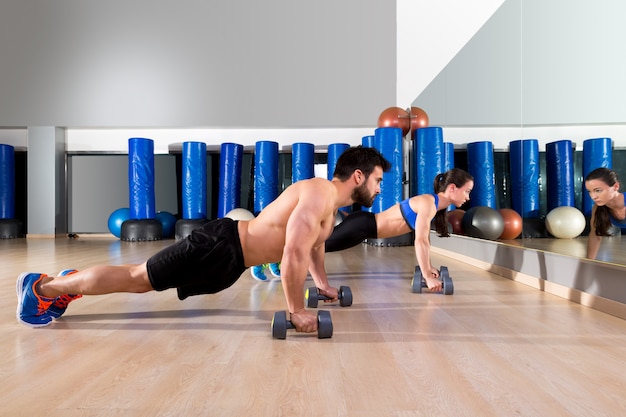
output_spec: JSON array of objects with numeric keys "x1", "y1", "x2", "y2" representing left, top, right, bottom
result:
[{"x1": 238, "y1": 178, "x2": 339, "y2": 267}]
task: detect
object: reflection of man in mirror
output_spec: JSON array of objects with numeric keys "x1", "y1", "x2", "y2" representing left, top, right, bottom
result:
[{"x1": 585, "y1": 167, "x2": 626, "y2": 259}]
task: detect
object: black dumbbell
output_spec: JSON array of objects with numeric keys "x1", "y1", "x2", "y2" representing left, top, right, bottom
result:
[
  {"x1": 271, "y1": 310, "x2": 333, "y2": 339},
  {"x1": 305, "y1": 286, "x2": 353, "y2": 308},
  {"x1": 411, "y1": 266, "x2": 454, "y2": 295}
]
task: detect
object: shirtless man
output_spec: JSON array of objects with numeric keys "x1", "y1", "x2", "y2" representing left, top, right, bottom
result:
[{"x1": 16, "y1": 146, "x2": 391, "y2": 333}]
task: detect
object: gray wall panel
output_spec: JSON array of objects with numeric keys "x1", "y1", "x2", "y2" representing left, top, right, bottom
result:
[
  {"x1": 68, "y1": 155, "x2": 177, "y2": 233},
  {"x1": 414, "y1": 0, "x2": 626, "y2": 127},
  {"x1": 0, "y1": 1, "x2": 395, "y2": 128},
  {"x1": 416, "y1": 0, "x2": 521, "y2": 126},
  {"x1": 27, "y1": 127, "x2": 63, "y2": 234}
]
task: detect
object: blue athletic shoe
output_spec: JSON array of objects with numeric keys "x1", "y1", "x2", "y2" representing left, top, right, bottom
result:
[
  {"x1": 16, "y1": 272, "x2": 55, "y2": 328},
  {"x1": 48, "y1": 269, "x2": 82, "y2": 319},
  {"x1": 268, "y1": 263, "x2": 281, "y2": 278},
  {"x1": 251, "y1": 264, "x2": 268, "y2": 281}
]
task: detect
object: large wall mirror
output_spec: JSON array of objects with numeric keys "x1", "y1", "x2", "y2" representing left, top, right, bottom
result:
[{"x1": 412, "y1": 0, "x2": 626, "y2": 266}]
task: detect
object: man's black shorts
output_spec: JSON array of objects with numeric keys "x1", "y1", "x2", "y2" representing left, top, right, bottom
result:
[{"x1": 146, "y1": 218, "x2": 247, "y2": 300}]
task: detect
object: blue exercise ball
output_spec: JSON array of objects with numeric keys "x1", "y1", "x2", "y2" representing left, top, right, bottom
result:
[
  {"x1": 156, "y1": 211, "x2": 177, "y2": 238},
  {"x1": 107, "y1": 208, "x2": 131, "y2": 238}
]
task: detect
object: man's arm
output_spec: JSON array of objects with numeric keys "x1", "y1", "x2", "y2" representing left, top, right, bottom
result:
[
  {"x1": 308, "y1": 244, "x2": 338, "y2": 301},
  {"x1": 279, "y1": 188, "x2": 329, "y2": 332}
]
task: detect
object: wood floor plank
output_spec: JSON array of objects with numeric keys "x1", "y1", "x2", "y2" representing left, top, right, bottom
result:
[{"x1": 2, "y1": 237, "x2": 626, "y2": 417}]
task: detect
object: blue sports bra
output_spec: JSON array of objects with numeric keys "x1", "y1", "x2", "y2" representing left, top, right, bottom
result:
[
  {"x1": 609, "y1": 192, "x2": 626, "y2": 229},
  {"x1": 399, "y1": 194, "x2": 439, "y2": 231}
]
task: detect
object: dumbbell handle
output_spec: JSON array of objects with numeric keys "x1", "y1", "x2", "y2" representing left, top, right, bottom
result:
[
  {"x1": 284, "y1": 314, "x2": 315, "y2": 329},
  {"x1": 311, "y1": 287, "x2": 351, "y2": 300},
  {"x1": 420, "y1": 279, "x2": 431, "y2": 288},
  {"x1": 274, "y1": 310, "x2": 333, "y2": 339},
  {"x1": 307, "y1": 287, "x2": 340, "y2": 299},
  {"x1": 420, "y1": 277, "x2": 443, "y2": 288},
  {"x1": 316, "y1": 293, "x2": 341, "y2": 301},
  {"x1": 307, "y1": 286, "x2": 353, "y2": 308},
  {"x1": 415, "y1": 270, "x2": 453, "y2": 295}
]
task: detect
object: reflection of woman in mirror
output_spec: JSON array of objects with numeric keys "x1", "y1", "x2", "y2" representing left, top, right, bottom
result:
[
  {"x1": 324, "y1": 168, "x2": 474, "y2": 291},
  {"x1": 585, "y1": 167, "x2": 626, "y2": 259}
]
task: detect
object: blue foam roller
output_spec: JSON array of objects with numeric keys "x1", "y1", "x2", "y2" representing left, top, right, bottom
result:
[
  {"x1": 218, "y1": 142, "x2": 243, "y2": 218},
  {"x1": 327, "y1": 143, "x2": 351, "y2": 212},
  {"x1": 443, "y1": 142, "x2": 456, "y2": 210},
  {"x1": 0, "y1": 144, "x2": 15, "y2": 219},
  {"x1": 467, "y1": 141, "x2": 496, "y2": 208},
  {"x1": 509, "y1": 139, "x2": 540, "y2": 218},
  {"x1": 327, "y1": 143, "x2": 350, "y2": 180},
  {"x1": 361, "y1": 135, "x2": 376, "y2": 211},
  {"x1": 292, "y1": 142, "x2": 314, "y2": 183},
  {"x1": 413, "y1": 127, "x2": 444, "y2": 196},
  {"x1": 443, "y1": 142, "x2": 455, "y2": 172},
  {"x1": 373, "y1": 127, "x2": 403, "y2": 213},
  {"x1": 128, "y1": 138, "x2": 156, "y2": 220},
  {"x1": 362, "y1": 135, "x2": 375, "y2": 148},
  {"x1": 182, "y1": 141, "x2": 207, "y2": 220},
  {"x1": 546, "y1": 140, "x2": 575, "y2": 211},
  {"x1": 583, "y1": 137, "x2": 612, "y2": 214},
  {"x1": 254, "y1": 141, "x2": 279, "y2": 214},
  {"x1": 361, "y1": 137, "x2": 376, "y2": 213}
]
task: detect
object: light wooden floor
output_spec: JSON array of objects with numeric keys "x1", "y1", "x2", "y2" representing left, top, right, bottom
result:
[{"x1": 2, "y1": 237, "x2": 626, "y2": 417}]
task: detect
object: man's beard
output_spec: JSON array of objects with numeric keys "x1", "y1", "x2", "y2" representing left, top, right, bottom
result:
[{"x1": 352, "y1": 182, "x2": 376, "y2": 207}]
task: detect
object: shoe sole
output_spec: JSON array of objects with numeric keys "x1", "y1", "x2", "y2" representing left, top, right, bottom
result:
[{"x1": 16, "y1": 272, "x2": 52, "y2": 328}]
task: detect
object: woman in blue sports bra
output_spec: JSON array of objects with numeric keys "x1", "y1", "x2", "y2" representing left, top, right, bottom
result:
[
  {"x1": 585, "y1": 167, "x2": 626, "y2": 260},
  {"x1": 325, "y1": 168, "x2": 474, "y2": 292}
]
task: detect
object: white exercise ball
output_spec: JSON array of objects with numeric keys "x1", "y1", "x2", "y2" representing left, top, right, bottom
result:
[
  {"x1": 225, "y1": 208, "x2": 255, "y2": 221},
  {"x1": 545, "y1": 206, "x2": 586, "y2": 239}
]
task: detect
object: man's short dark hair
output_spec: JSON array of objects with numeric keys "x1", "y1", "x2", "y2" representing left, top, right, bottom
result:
[{"x1": 333, "y1": 146, "x2": 391, "y2": 180}]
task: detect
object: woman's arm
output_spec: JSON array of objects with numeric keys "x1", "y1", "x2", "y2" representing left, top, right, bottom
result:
[{"x1": 412, "y1": 196, "x2": 442, "y2": 291}]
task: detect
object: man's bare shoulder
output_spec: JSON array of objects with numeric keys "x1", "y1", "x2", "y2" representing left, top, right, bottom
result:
[
  {"x1": 295, "y1": 177, "x2": 331, "y2": 187},
  {"x1": 258, "y1": 178, "x2": 333, "y2": 216},
  {"x1": 283, "y1": 177, "x2": 333, "y2": 195}
]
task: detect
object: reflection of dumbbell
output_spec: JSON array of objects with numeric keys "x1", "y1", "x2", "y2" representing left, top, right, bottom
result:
[
  {"x1": 305, "y1": 286, "x2": 353, "y2": 308},
  {"x1": 411, "y1": 266, "x2": 454, "y2": 295},
  {"x1": 271, "y1": 310, "x2": 333, "y2": 339}
]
